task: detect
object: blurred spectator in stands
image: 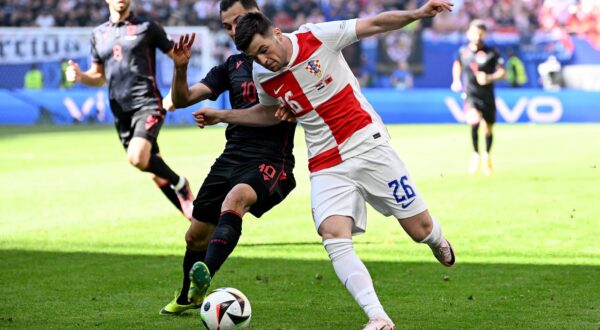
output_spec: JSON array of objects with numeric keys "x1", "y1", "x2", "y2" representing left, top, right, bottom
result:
[
  {"x1": 35, "y1": 7, "x2": 55, "y2": 27},
  {"x1": 391, "y1": 60, "x2": 414, "y2": 90},
  {"x1": 538, "y1": 55, "x2": 562, "y2": 90},
  {"x1": 24, "y1": 64, "x2": 44, "y2": 89},
  {"x1": 506, "y1": 48, "x2": 528, "y2": 87}
]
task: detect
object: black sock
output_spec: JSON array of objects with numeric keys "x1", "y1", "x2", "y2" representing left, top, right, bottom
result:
[
  {"x1": 485, "y1": 134, "x2": 493, "y2": 153},
  {"x1": 204, "y1": 211, "x2": 242, "y2": 277},
  {"x1": 158, "y1": 182, "x2": 182, "y2": 211},
  {"x1": 471, "y1": 124, "x2": 480, "y2": 153},
  {"x1": 144, "y1": 154, "x2": 180, "y2": 185},
  {"x1": 176, "y1": 248, "x2": 207, "y2": 304}
]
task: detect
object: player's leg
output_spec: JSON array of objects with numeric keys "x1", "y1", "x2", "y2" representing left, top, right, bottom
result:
[
  {"x1": 359, "y1": 144, "x2": 454, "y2": 267},
  {"x1": 150, "y1": 173, "x2": 182, "y2": 212},
  {"x1": 160, "y1": 218, "x2": 214, "y2": 315},
  {"x1": 397, "y1": 210, "x2": 455, "y2": 266},
  {"x1": 128, "y1": 110, "x2": 194, "y2": 219},
  {"x1": 481, "y1": 108, "x2": 495, "y2": 175},
  {"x1": 161, "y1": 163, "x2": 231, "y2": 315},
  {"x1": 466, "y1": 102, "x2": 483, "y2": 174},
  {"x1": 312, "y1": 165, "x2": 394, "y2": 327},
  {"x1": 319, "y1": 216, "x2": 394, "y2": 328}
]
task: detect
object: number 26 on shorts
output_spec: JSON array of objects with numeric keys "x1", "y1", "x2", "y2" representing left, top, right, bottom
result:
[{"x1": 388, "y1": 176, "x2": 416, "y2": 204}]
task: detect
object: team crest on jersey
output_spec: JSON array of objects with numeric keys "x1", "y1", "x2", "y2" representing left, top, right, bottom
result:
[
  {"x1": 125, "y1": 25, "x2": 138, "y2": 40},
  {"x1": 305, "y1": 60, "x2": 323, "y2": 78}
]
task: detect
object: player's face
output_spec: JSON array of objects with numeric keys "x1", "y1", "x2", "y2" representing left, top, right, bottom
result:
[
  {"x1": 467, "y1": 26, "x2": 486, "y2": 47},
  {"x1": 221, "y1": 2, "x2": 260, "y2": 40},
  {"x1": 244, "y1": 29, "x2": 288, "y2": 72},
  {"x1": 106, "y1": 0, "x2": 131, "y2": 14}
]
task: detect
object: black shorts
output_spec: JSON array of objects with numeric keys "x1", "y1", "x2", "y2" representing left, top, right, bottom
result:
[
  {"x1": 193, "y1": 154, "x2": 296, "y2": 224},
  {"x1": 465, "y1": 96, "x2": 496, "y2": 124},
  {"x1": 113, "y1": 108, "x2": 165, "y2": 154}
]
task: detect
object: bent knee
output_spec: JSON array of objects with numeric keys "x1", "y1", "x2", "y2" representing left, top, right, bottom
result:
[{"x1": 127, "y1": 153, "x2": 148, "y2": 170}]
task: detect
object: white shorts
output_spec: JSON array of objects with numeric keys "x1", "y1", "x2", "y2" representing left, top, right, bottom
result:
[{"x1": 310, "y1": 143, "x2": 427, "y2": 235}]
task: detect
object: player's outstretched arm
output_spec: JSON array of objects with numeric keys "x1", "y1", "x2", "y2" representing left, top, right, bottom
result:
[
  {"x1": 65, "y1": 60, "x2": 106, "y2": 87},
  {"x1": 451, "y1": 59, "x2": 463, "y2": 92},
  {"x1": 193, "y1": 103, "x2": 281, "y2": 128},
  {"x1": 169, "y1": 33, "x2": 214, "y2": 109},
  {"x1": 356, "y1": 0, "x2": 453, "y2": 39}
]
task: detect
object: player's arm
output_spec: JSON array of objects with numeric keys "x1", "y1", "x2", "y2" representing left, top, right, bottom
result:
[
  {"x1": 193, "y1": 103, "x2": 282, "y2": 128},
  {"x1": 476, "y1": 57, "x2": 507, "y2": 85},
  {"x1": 65, "y1": 60, "x2": 106, "y2": 87},
  {"x1": 355, "y1": 0, "x2": 453, "y2": 39},
  {"x1": 451, "y1": 59, "x2": 463, "y2": 92}
]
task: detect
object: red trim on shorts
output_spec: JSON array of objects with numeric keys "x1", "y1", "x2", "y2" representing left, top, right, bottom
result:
[
  {"x1": 290, "y1": 31, "x2": 322, "y2": 67},
  {"x1": 308, "y1": 146, "x2": 342, "y2": 173},
  {"x1": 220, "y1": 210, "x2": 242, "y2": 218}
]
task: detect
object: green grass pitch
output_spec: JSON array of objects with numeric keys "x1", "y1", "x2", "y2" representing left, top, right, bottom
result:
[{"x1": 0, "y1": 124, "x2": 599, "y2": 329}]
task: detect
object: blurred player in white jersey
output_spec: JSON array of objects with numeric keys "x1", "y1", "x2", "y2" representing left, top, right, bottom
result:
[{"x1": 193, "y1": 2, "x2": 454, "y2": 329}]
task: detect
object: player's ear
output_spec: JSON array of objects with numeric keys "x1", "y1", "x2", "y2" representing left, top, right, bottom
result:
[{"x1": 272, "y1": 27, "x2": 282, "y2": 40}]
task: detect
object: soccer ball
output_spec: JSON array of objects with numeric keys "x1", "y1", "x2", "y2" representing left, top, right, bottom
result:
[{"x1": 200, "y1": 287, "x2": 252, "y2": 330}]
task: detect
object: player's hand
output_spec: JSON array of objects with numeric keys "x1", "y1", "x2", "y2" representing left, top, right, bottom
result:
[
  {"x1": 192, "y1": 107, "x2": 222, "y2": 128},
  {"x1": 162, "y1": 94, "x2": 176, "y2": 111},
  {"x1": 476, "y1": 72, "x2": 490, "y2": 85},
  {"x1": 65, "y1": 60, "x2": 82, "y2": 83},
  {"x1": 450, "y1": 80, "x2": 462, "y2": 93},
  {"x1": 416, "y1": 0, "x2": 453, "y2": 18},
  {"x1": 275, "y1": 105, "x2": 296, "y2": 123},
  {"x1": 172, "y1": 33, "x2": 196, "y2": 68}
]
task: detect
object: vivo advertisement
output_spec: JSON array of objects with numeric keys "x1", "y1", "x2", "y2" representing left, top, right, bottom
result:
[{"x1": 0, "y1": 89, "x2": 599, "y2": 125}]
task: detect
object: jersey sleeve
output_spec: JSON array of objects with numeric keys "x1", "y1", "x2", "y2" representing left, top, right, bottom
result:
[
  {"x1": 90, "y1": 32, "x2": 102, "y2": 64},
  {"x1": 300, "y1": 19, "x2": 358, "y2": 52},
  {"x1": 200, "y1": 61, "x2": 231, "y2": 101},
  {"x1": 253, "y1": 63, "x2": 279, "y2": 107},
  {"x1": 148, "y1": 21, "x2": 174, "y2": 54}
]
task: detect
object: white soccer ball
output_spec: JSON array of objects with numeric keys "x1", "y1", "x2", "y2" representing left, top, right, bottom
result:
[{"x1": 200, "y1": 287, "x2": 252, "y2": 330}]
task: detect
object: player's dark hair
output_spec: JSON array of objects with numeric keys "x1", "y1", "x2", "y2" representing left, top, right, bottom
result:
[
  {"x1": 219, "y1": 0, "x2": 259, "y2": 13},
  {"x1": 234, "y1": 12, "x2": 273, "y2": 52},
  {"x1": 470, "y1": 19, "x2": 487, "y2": 31}
]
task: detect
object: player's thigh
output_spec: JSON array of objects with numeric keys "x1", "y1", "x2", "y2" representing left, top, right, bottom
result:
[
  {"x1": 356, "y1": 144, "x2": 428, "y2": 220},
  {"x1": 310, "y1": 165, "x2": 367, "y2": 235},
  {"x1": 193, "y1": 159, "x2": 234, "y2": 224},
  {"x1": 131, "y1": 109, "x2": 164, "y2": 154},
  {"x1": 234, "y1": 159, "x2": 296, "y2": 218},
  {"x1": 221, "y1": 183, "x2": 258, "y2": 214}
]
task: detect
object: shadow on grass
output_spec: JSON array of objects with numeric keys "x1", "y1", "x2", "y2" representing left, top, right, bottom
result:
[{"x1": 0, "y1": 250, "x2": 598, "y2": 329}]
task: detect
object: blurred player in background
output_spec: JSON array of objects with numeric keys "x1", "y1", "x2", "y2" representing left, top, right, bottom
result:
[
  {"x1": 451, "y1": 19, "x2": 505, "y2": 175},
  {"x1": 159, "y1": 0, "x2": 297, "y2": 315},
  {"x1": 65, "y1": 0, "x2": 195, "y2": 219},
  {"x1": 194, "y1": 1, "x2": 455, "y2": 329}
]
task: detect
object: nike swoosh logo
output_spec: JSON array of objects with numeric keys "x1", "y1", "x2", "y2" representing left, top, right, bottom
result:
[
  {"x1": 401, "y1": 199, "x2": 416, "y2": 209},
  {"x1": 274, "y1": 84, "x2": 284, "y2": 94}
]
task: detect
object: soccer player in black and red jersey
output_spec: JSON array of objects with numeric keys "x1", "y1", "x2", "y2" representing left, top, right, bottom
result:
[
  {"x1": 451, "y1": 19, "x2": 505, "y2": 176},
  {"x1": 159, "y1": 0, "x2": 296, "y2": 315},
  {"x1": 65, "y1": 0, "x2": 194, "y2": 219}
]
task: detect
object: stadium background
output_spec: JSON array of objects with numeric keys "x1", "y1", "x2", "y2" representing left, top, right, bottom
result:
[{"x1": 1, "y1": 0, "x2": 599, "y2": 125}]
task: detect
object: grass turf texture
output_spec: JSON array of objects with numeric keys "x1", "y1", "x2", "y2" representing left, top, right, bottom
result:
[{"x1": 0, "y1": 124, "x2": 599, "y2": 329}]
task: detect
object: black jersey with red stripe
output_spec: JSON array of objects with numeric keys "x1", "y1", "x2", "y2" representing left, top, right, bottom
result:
[
  {"x1": 90, "y1": 13, "x2": 173, "y2": 114},
  {"x1": 201, "y1": 53, "x2": 296, "y2": 164}
]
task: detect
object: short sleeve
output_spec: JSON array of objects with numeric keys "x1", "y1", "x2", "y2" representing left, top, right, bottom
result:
[
  {"x1": 90, "y1": 32, "x2": 102, "y2": 64},
  {"x1": 200, "y1": 61, "x2": 231, "y2": 101},
  {"x1": 253, "y1": 63, "x2": 279, "y2": 107},
  {"x1": 300, "y1": 19, "x2": 358, "y2": 52},
  {"x1": 148, "y1": 21, "x2": 174, "y2": 54}
]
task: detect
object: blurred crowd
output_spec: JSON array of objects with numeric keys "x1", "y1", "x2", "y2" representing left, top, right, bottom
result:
[{"x1": 2, "y1": 0, "x2": 599, "y2": 88}]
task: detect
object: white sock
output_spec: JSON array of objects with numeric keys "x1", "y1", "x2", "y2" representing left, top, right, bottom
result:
[
  {"x1": 172, "y1": 176, "x2": 185, "y2": 191},
  {"x1": 420, "y1": 216, "x2": 443, "y2": 247},
  {"x1": 324, "y1": 238, "x2": 390, "y2": 321}
]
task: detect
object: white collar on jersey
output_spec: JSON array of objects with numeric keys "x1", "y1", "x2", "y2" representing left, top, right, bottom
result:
[{"x1": 283, "y1": 33, "x2": 299, "y2": 71}]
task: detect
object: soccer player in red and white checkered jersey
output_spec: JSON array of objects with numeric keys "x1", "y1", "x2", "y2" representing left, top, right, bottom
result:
[{"x1": 194, "y1": 2, "x2": 455, "y2": 329}]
